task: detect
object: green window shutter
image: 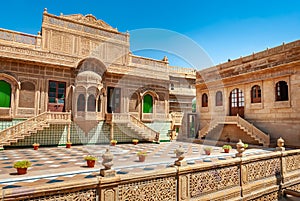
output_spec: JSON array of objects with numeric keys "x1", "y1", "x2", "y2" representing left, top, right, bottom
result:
[
  {"x1": 0, "y1": 80, "x2": 11, "y2": 107},
  {"x1": 143, "y1": 94, "x2": 153, "y2": 113}
]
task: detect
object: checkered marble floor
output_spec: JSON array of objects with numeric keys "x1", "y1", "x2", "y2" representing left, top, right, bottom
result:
[{"x1": 0, "y1": 141, "x2": 273, "y2": 191}]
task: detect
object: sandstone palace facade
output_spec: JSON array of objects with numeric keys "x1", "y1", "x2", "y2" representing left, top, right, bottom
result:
[
  {"x1": 0, "y1": 9, "x2": 299, "y2": 149},
  {"x1": 196, "y1": 40, "x2": 300, "y2": 148},
  {"x1": 0, "y1": 9, "x2": 196, "y2": 149}
]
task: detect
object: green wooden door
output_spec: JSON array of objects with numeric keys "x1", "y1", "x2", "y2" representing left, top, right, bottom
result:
[
  {"x1": 143, "y1": 94, "x2": 153, "y2": 113},
  {"x1": 0, "y1": 80, "x2": 11, "y2": 107}
]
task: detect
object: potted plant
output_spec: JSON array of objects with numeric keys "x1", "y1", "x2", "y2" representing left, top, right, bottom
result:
[
  {"x1": 110, "y1": 139, "x2": 117, "y2": 146},
  {"x1": 66, "y1": 141, "x2": 72, "y2": 148},
  {"x1": 84, "y1": 155, "x2": 97, "y2": 168},
  {"x1": 203, "y1": 147, "x2": 212, "y2": 155},
  {"x1": 137, "y1": 151, "x2": 147, "y2": 162},
  {"x1": 13, "y1": 160, "x2": 31, "y2": 175},
  {"x1": 222, "y1": 145, "x2": 232, "y2": 153},
  {"x1": 32, "y1": 143, "x2": 40, "y2": 150},
  {"x1": 132, "y1": 139, "x2": 139, "y2": 145}
]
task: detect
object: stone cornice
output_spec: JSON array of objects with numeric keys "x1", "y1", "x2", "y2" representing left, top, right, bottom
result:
[
  {"x1": 0, "y1": 43, "x2": 79, "y2": 67},
  {"x1": 0, "y1": 43, "x2": 172, "y2": 80},
  {"x1": 196, "y1": 61, "x2": 298, "y2": 89}
]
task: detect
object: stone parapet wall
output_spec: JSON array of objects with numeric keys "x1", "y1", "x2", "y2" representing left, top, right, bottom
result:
[
  {"x1": 197, "y1": 40, "x2": 300, "y2": 83},
  {"x1": 2, "y1": 149, "x2": 299, "y2": 200}
]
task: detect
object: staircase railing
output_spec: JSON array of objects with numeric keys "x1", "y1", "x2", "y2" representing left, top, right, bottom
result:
[
  {"x1": 236, "y1": 114, "x2": 270, "y2": 146},
  {"x1": 198, "y1": 117, "x2": 220, "y2": 138},
  {"x1": 111, "y1": 113, "x2": 160, "y2": 142},
  {"x1": 0, "y1": 111, "x2": 71, "y2": 148},
  {"x1": 130, "y1": 115, "x2": 160, "y2": 142}
]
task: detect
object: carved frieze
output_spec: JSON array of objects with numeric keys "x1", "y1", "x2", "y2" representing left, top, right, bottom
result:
[
  {"x1": 0, "y1": 29, "x2": 36, "y2": 45},
  {"x1": 44, "y1": 14, "x2": 127, "y2": 42},
  {"x1": 0, "y1": 44, "x2": 79, "y2": 67}
]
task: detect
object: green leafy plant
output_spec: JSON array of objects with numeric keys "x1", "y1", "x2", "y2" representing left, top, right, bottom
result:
[
  {"x1": 110, "y1": 139, "x2": 117, "y2": 143},
  {"x1": 84, "y1": 155, "x2": 98, "y2": 161},
  {"x1": 203, "y1": 147, "x2": 212, "y2": 151},
  {"x1": 132, "y1": 139, "x2": 139, "y2": 143},
  {"x1": 222, "y1": 145, "x2": 232, "y2": 149},
  {"x1": 137, "y1": 151, "x2": 147, "y2": 156},
  {"x1": 32, "y1": 143, "x2": 40, "y2": 146},
  {"x1": 244, "y1": 143, "x2": 248, "y2": 148},
  {"x1": 13, "y1": 160, "x2": 31, "y2": 168}
]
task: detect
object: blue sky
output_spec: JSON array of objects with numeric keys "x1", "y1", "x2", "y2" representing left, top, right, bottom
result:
[{"x1": 1, "y1": 0, "x2": 299, "y2": 68}]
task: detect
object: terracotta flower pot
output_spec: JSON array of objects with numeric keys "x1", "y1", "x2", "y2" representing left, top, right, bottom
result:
[
  {"x1": 205, "y1": 150, "x2": 211, "y2": 155},
  {"x1": 66, "y1": 143, "x2": 72, "y2": 148},
  {"x1": 138, "y1": 155, "x2": 146, "y2": 162},
  {"x1": 224, "y1": 148, "x2": 230, "y2": 153},
  {"x1": 133, "y1": 142, "x2": 138, "y2": 145},
  {"x1": 17, "y1": 168, "x2": 28, "y2": 175},
  {"x1": 111, "y1": 142, "x2": 116, "y2": 146},
  {"x1": 86, "y1": 160, "x2": 96, "y2": 168},
  {"x1": 33, "y1": 145, "x2": 39, "y2": 150}
]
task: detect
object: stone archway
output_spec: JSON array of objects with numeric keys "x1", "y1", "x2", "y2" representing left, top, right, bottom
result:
[{"x1": 0, "y1": 73, "x2": 20, "y2": 118}]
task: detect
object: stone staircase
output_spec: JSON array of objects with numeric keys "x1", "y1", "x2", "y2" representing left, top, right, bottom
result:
[
  {"x1": 0, "y1": 111, "x2": 71, "y2": 150},
  {"x1": 145, "y1": 121, "x2": 172, "y2": 142},
  {"x1": 198, "y1": 114, "x2": 270, "y2": 147},
  {"x1": 107, "y1": 113, "x2": 160, "y2": 142}
]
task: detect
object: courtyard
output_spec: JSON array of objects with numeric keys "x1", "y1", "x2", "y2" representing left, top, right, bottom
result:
[{"x1": 0, "y1": 141, "x2": 272, "y2": 191}]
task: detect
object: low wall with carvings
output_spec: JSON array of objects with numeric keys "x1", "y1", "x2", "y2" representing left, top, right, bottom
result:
[{"x1": 1, "y1": 149, "x2": 299, "y2": 201}]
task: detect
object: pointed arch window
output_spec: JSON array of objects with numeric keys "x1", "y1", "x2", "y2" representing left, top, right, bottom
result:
[
  {"x1": 87, "y1": 94, "x2": 96, "y2": 111},
  {"x1": 77, "y1": 94, "x2": 85, "y2": 111},
  {"x1": 251, "y1": 85, "x2": 261, "y2": 103},
  {"x1": 202, "y1": 93, "x2": 208, "y2": 107},
  {"x1": 143, "y1": 94, "x2": 153, "y2": 113},
  {"x1": 275, "y1": 81, "x2": 288, "y2": 101},
  {"x1": 215, "y1": 91, "x2": 223, "y2": 106}
]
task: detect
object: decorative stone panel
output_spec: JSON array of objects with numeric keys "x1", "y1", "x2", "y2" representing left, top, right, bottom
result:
[
  {"x1": 245, "y1": 158, "x2": 280, "y2": 183},
  {"x1": 190, "y1": 166, "x2": 240, "y2": 198},
  {"x1": 285, "y1": 154, "x2": 300, "y2": 172},
  {"x1": 23, "y1": 188, "x2": 97, "y2": 201},
  {"x1": 249, "y1": 191, "x2": 279, "y2": 201},
  {"x1": 289, "y1": 183, "x2": 300, "y2": 191},
  {"x1": 118, "y1": 177, "x2": 177, "y2": 201}
]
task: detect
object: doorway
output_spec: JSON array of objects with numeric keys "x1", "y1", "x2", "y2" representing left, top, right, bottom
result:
[
  {"x1": 48, "y1": 81, "x2": 66, "y2": 112},
  {"x1": 229, "y1": 88, "x2": 244, "y2": 117},
  {"x1": 188, "y1": 113, "x2": 197, "y2": 138},
  {"x1": 107, "y1": 87, "x2": 121, "y2": 113}
]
